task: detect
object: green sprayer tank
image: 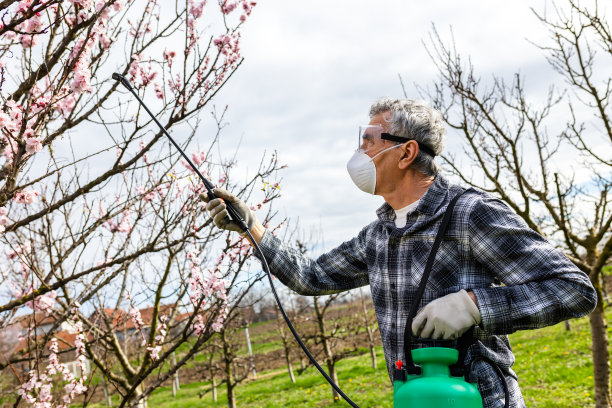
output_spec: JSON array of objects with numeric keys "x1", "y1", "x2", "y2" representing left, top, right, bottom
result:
[{"x1": 393, "y1": 347, "x2": 483, "y2": 408}]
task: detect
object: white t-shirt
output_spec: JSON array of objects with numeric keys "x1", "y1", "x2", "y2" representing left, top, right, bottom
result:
[{"x1": 394, "y1": 200, "x2": 420, "y2": 228}]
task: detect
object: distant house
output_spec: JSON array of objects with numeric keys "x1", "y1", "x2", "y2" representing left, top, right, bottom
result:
[{"x1": 88, "y1": 304, "x2": 190, "y2": 342}]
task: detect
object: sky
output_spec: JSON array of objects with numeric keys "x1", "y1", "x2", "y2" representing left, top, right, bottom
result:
[{"x1": 200, "y1": 0, "x2": 563, "y2": 249}]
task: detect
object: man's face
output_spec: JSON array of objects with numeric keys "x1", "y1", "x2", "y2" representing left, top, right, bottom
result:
[
  {"x1": 361, "y1": 112, "x2": 397, "y2": 158},
  {"x1": 362, "y1": 111, "x2": 407, "y2": 195}
]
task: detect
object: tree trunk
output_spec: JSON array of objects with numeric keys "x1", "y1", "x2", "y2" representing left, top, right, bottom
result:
[
  {"x1": 223, "y1": 329, "x2": 237, "y2": 408},
  {"x1": 589, "y1": 272, "x2": 612, "y2": 408},
  {"x1": 326, "y1": 359, "x2": 340, "y2": 403},
  {"x1": 367, "y1": 326, "x2": 377, "y2": 370},
  {"x1": 171, "y1": 351, "x2": 179, "y2": 397},
  {"x1": 133, "y1": 385, "x2": 148, "y2": 408},
  {"x1": 315, "y1": 297, "x2": 340, "y2": 403},
  {"x1": 360, "y1": 288, "x2": 377, "y2": 369},
  {"x1": 226, "y1": 371, "x2": 236, "y2": 408},
  {"x1": 284, "y1": 343, "x2": 296, "y2": 383},
  {"x1": 244, "y1": 326, "x2": 256, "y2": 378},
  {"x1": 102, "y1": 376, "x2": 112, "y2": 407},
  {"x1": 211, "y1": 375, "x2": 217, "y2": 403}
]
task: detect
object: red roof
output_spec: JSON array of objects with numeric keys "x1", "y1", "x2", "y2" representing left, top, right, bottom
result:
[{"x1": 89, "y1": 304, "x2": 187, "y2": 331}]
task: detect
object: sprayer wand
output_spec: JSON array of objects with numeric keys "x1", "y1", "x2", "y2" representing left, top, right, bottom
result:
[
  {"x1": 112, "y1": 73, "x2": 359, "y2": 408},
  {"x1": 111, "y1": 73, "x2": 248, "y2": 231}
]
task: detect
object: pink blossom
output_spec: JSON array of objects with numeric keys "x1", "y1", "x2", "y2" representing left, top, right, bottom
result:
[
  {"x1": 146, "y1": 345, "x2": 161, "y2": 360},
  {"x1": 99, "y1": 32, "x2": 111, "y2": 49},
  {"x1": 218, "y1": 173, "x2": 227, "y2": 184},
  {"x1": 6, "y1": 100, "x2": 23, "y2": 120},
  {"x1": 0, "y1": 112, "x2": 11, "y2": 128},
  {"x1": 26, "y1": 14, "x2": 44, "y2": 32},
  {"x1": 128, "y1": 54, "x2": 141, "y2": 79},
  {"x1": 193, "y1": 314, "x2": 206, "y2": 335},
  {"x1": 129, "y1": 307, "x2": 145, "y2": 328},
  {"x1": 181, "y1": 159, "x2": 195, "y2": 173},
  {"x1": 70, "y1": 65, "x2": 92, "y2": 94},
  {"x1": 27, "y1": 290, "x2": 57, "y2": 312},
  {"x1": 13, "y1": 190, "x2": 39, "y2": 204},
  {"x1": 192, "y1": 151, "x2": 206, "y2": 166},
  {"x1": 189, "y1": 0, "x2": 206, "y2": 18},
  {"x1": 221, "y1": 0, "x2": 237, "y2": 14},
  {"x1": 19, "y1": 33, "x2": 38, "y2": 48},
  {"x1": 103, "y1": 209, "x2": 133, "y2": 233},
  {"x1": 163, "y1": 49, "x2": 176, "y2": 64},
  {"x1": 55, "y1": 94, "x2": 77, "y2": 117},
  {"x1": 136, "y1": 186, "x2": 156, "y2": 202},
  {"x1": 25, "y1": 138, "x2": 43, "y2": 154},
  {"x1": 154, "y1": 82, "x2": 164, "y2": 99}
]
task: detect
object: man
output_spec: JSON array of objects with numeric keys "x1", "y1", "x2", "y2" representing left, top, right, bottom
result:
[{"x1": 203, "y1": 98, "x2": 597, "y2": 407}]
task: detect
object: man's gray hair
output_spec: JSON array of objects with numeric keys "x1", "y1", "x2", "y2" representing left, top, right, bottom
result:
[{"x1": 369, "y1": 98, "x2": 445, "y2": 177}]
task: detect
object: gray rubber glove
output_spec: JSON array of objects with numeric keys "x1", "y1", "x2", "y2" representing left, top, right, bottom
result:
[
  {"x1": 411, "y1": 290, "x2": 481, "y2": 340},
  {"x1": 200, "y1": 188, "x2": 257, "y2": 235}
]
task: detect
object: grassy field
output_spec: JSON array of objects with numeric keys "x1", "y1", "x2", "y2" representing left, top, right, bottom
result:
[{"x1": 88, "y1": 306, "x2": 611, "y2": 408}]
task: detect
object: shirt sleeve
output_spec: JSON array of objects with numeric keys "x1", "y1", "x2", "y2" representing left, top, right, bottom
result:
[
  {"x1": 253, "y1": 227, "x2": 370, "y2": 296},
  {"x1": 468, "y1": 195, "x2": 597, "y2": 335}
]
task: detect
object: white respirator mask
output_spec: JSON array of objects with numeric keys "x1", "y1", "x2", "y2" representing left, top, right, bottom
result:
[{"x1": 346, "y1": 144, "x2": 401, "y2": 195}]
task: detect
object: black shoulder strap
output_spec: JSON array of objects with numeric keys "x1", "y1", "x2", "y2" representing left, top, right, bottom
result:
[{"x1": 402, "y1": 188, "x2": 471, "y2": 374}]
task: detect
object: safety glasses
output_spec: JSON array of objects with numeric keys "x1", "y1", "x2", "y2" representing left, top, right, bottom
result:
[{"x1": 358, "y1": 125, "x2": 436, "y2": 157}]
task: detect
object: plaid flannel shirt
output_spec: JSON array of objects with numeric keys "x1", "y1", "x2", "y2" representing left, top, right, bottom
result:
[{"x1": 255, "y1": 175, "x2": 597, "y2": 408}]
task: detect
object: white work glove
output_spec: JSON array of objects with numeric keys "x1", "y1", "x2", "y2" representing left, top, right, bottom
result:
[
  {"x1": 412, "y1": 290, "x2": 481, "y2": 340},
  {"x1": 200, "y1": 188, "x2": 257, "y2": 236}
]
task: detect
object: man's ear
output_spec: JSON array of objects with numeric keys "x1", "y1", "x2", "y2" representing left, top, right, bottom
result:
[{"x1": 398, "y1": 141, "x2": 419, "y2": 170}]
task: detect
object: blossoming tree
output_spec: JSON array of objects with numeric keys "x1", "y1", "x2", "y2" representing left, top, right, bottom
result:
[{"x1": 0, "y1": 0, "x2": 283, "y2": 406}]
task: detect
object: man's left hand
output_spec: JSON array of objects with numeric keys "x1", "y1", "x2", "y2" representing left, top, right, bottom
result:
[{"x1": 412, "y1": 290, "x2": 481, "y2": 340}]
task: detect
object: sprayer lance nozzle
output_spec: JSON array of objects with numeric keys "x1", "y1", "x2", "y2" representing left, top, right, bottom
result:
[{"x1": 112, "y1": 73, "x2": 133, "y2": 90}]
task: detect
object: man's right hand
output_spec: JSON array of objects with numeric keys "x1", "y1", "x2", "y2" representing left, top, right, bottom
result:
[{"x1": 200, "y1": 188, "x2": 257, "y2": 236}]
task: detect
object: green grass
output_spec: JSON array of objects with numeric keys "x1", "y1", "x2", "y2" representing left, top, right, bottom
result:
[
  {"x1": 510, "y1": 315, "x2": 601, "y2": 408},
  {"x1": 86, "y1": 308, "x2": 611, "y2": 407}
]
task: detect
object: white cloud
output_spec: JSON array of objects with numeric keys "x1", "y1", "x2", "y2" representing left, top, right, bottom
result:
[{"x1": 193, "y1": 0, "x2": 595, "y2": 251}]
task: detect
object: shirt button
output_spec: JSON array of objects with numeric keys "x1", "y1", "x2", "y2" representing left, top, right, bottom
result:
[
  {"x1": 392, "y1": 322, "x2": 396, "y2": 328},
  {"x1": 391, "y1": 283, "x2": 396, "y2": 289}
]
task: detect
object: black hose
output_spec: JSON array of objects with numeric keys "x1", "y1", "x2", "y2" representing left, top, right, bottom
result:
[
  {"x1": 111, "y1": 72, "x2": 359, "y2": 407},
  {"x1": 244, "y1": 229, "x2": 360, "y2": 407}
]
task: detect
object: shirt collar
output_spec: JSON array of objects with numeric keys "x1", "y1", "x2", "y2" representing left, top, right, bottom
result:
[{"x1": 376, "y1": 174, "x2": 452, "y2": 223}]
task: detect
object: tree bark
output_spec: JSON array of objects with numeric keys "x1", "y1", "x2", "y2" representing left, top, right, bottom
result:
[
  {"x1": 367, "y1": 326, "x2": 377, "y2": 370},
  {"x1": 226, "y1": 364, "x2": 236, "y2": 408},
  {"x1": 315, "y1": 297, "x2": 340, "y2": 403},
  {"x1": 211, "y1": 376, "x2": 217, "y2": 403},
  {"x1": 244, "y1": 326, "x2": 256, "y2": 378},
  {"x1": 102, "y1": 376, "x2": 112, "y2": 407},
  {"x1": 285, "y1": 344, "x2": 296, "y2": 383},
  {"x1": 326, "y1": 358, "x2": 340, "y2": 403},
  {"x1": 589, "y1": 271, "x2": 612, "y2": 408},
  {"x1": 223, "y1": 330, "x2": 236, "y2": 408},
  {"x1": 360, "y1": 289, "x2": 377, "y2": 370}
]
